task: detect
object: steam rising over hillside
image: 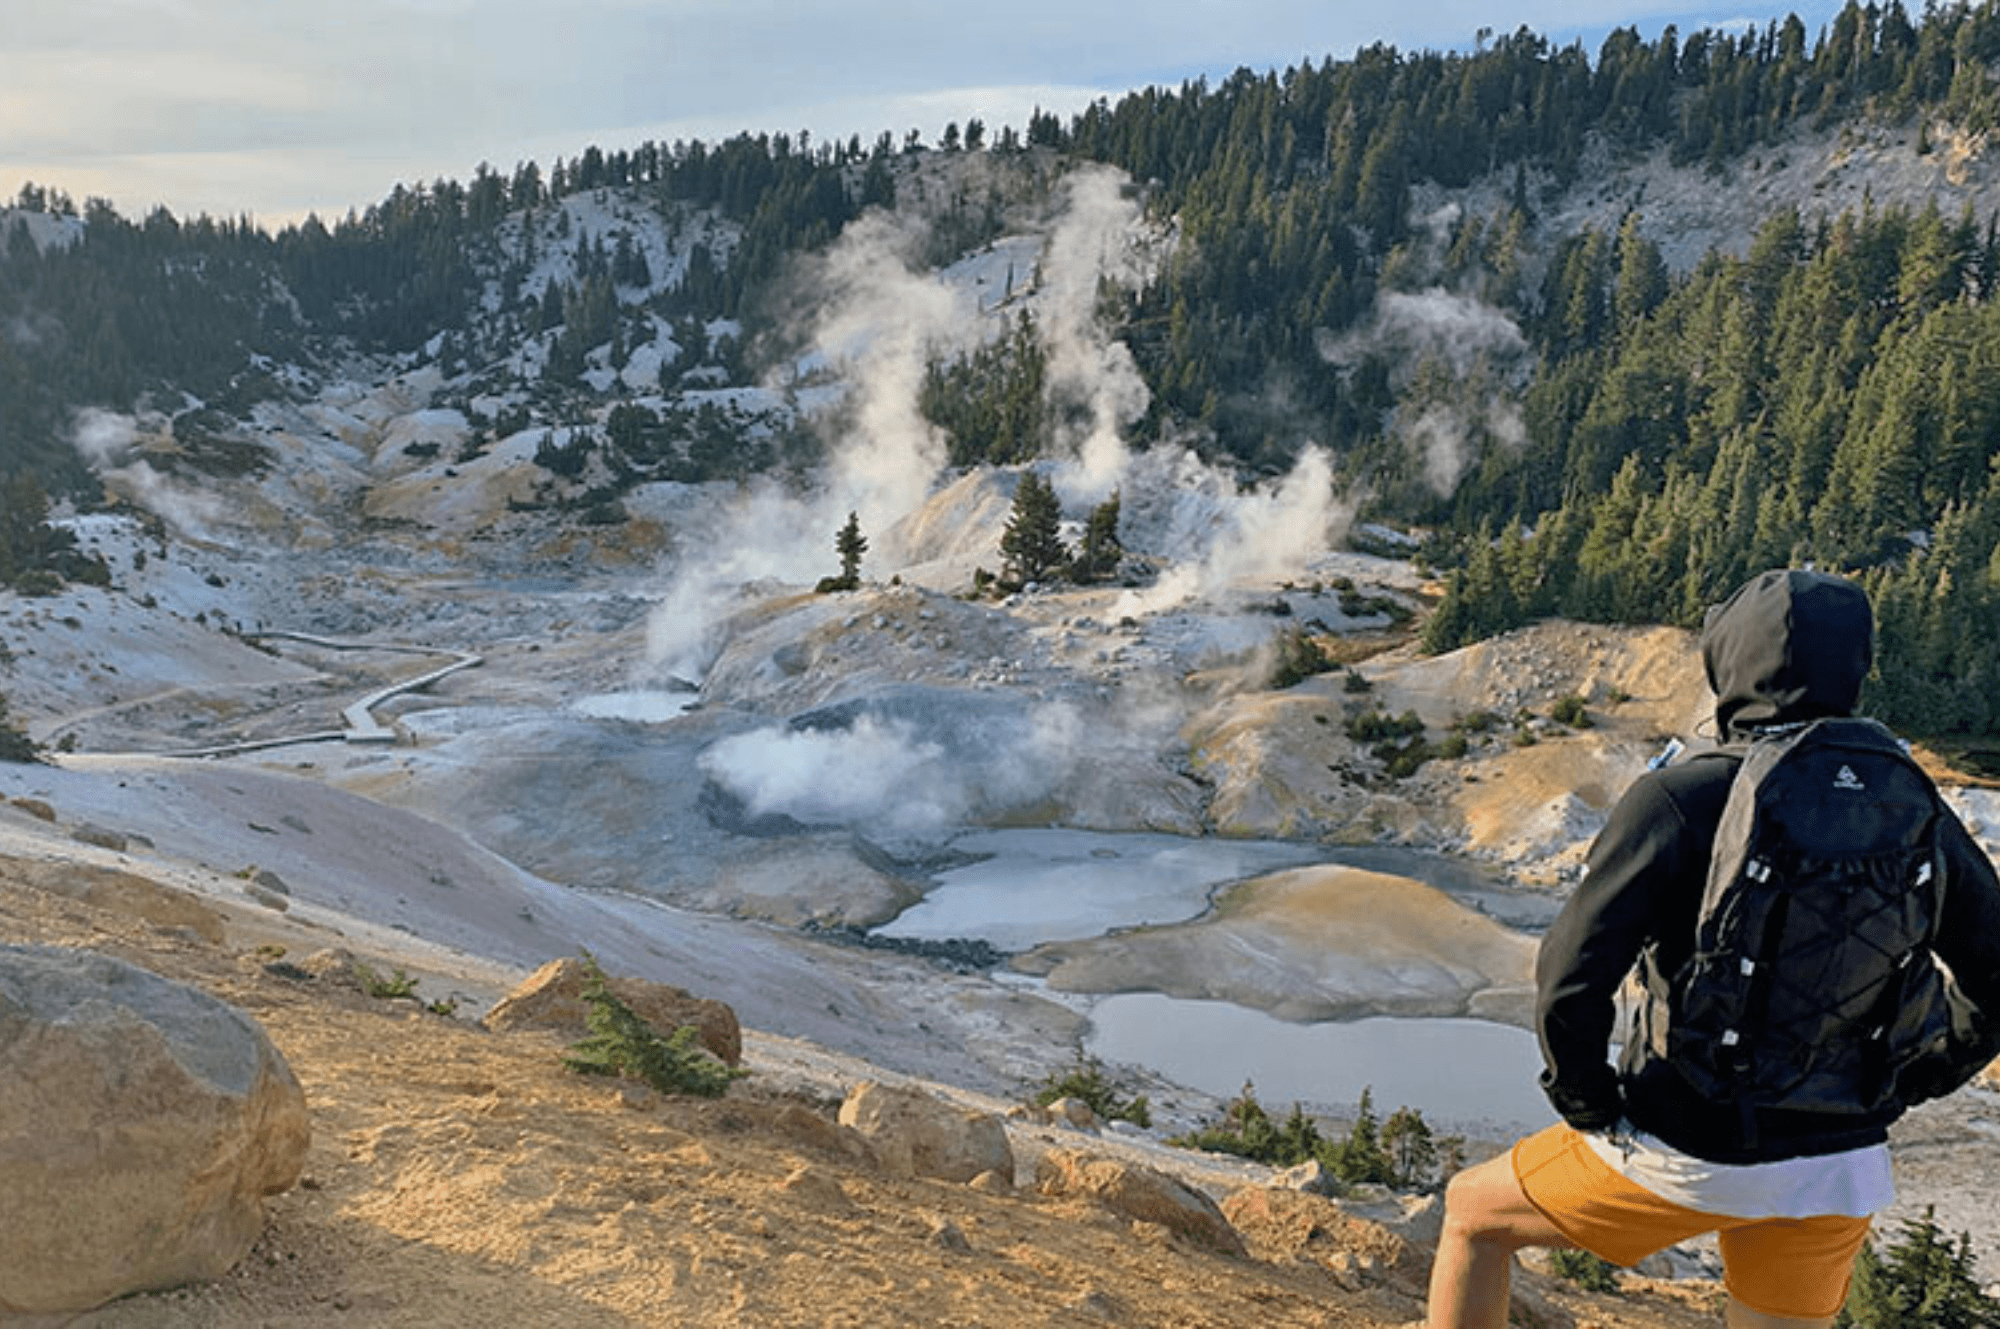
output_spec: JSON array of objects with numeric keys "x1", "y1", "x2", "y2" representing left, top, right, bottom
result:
[{"x1": 642, "y1": 164, "x2": 1367, "y2": 686}]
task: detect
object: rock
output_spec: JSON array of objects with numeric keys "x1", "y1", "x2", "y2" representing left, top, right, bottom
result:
[
  {"x1": 0, "y1": 945, "x2": 309, "y2": 1317},
  {"x1": 1273, "y1": 1157, "x2": 1343, "y2": 1197},
  {"x1": 244, "y1": 882, "x2": 290, "y2": 913},
  {"x1": 837, "y1": 1082, "x2": 1013, "y2": 1184},
  {"x1": 778, "y1": 1164, "x2": 853, "y2": 1211},
  {"x1": 1046, "y1": 1095, "x2": 1100, "y2": 1131},
  {"x1": 480, "y1": 957, "x2": 742, "y2": 1066},
  {"x1": 0, "y1": 857, "x2": 225, "y2": 945},
  {"x1": 968, "y1": 1168, "x2": 1013, "y2": 1195},
  {"x1": 1035, "y1": 1148, "x2": 1247, "y2": 1257},
  {"x1": 71, "y1": 822, "x2": 129, "y2": 852},
  {"x1": 296, "y1": 947, "x2": 365, "y2": 990},
  {"x1": 8, "y1": 797, "x2": 54, "y2": 822},
  {"x1": 1339, "y1": 1189, "x2": 1446, "y2": 1248},
  {"x1": 1504, "y1": 1277, "x2": 1576, "y2": 1329},
  {"x1": 771, "y1": 1103, "x2": 878, "y2": 1167},
  {"x1": 927, "y1": 1217, "x2": 972, "y2": 1252},
  {"x1": 1220, "y1": 1186, "x2": 1424, "y2": 1284}
]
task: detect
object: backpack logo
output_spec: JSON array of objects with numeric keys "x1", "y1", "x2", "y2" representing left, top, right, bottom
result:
[{"x1": 1833, "y1": 765, "x2": 1866, "y2": 791}]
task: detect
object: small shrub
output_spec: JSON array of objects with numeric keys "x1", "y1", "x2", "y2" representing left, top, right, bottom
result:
[
  {"x1": 1550, "y1": 694, "x2": 1592, "y2": 728},
  {"x1": 1269, "y1": 627, "x2": 1327, "y2": 689},
  {"x1": 1549, "y1": 1248, "x2": 1619, "y2": 1293},
  {"x1": 1169, "y1": 1085, "x2": 1442, "y2": 1190},
  {"x1": 564, "y1": 957, "x2": 745, "y2": 1098},
  {"x1": 1169, "y1": 1082, "x2": 1322, "y2": 1167},
  {"x1": 353, "y1": 962, "x2": 421, "y2": 1001},
  {"x1": 1346, "y1": 708, "x2": 1424, "y2": 743},
  {"x1": 1342, "y1": 668, "x2": 1372, "y2": 693},
  {"x1": 1033, "y1": 1054, "x2": 1152, "y2": 1128},
  {"x1": 1375, "y1": 736, "x2": 1434, "y2": 779},
  {"x1": 0, "y1": 695, "x2": 41, "y2": 763}
]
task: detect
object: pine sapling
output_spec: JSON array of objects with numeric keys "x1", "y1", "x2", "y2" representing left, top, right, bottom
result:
[{"x1": 563, "y1": 958, "x2": 744, "y2": 1098}]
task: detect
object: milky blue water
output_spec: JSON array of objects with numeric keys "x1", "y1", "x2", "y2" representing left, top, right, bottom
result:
[
  {"x1": 874, "y1": 828, "x2": 1322, "y2": 951},
  {"x1": 1086, "y1": 992, "x2": 1554, "y2": 1133},
  {"x1": 572, "y1": 690, "x2": 697, "y2": 723},
  {"x1": 877, "y1": 827, "x2": 1556, "y2": 1133}
]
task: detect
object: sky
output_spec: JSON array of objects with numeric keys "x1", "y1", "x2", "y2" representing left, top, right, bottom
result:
[{"x1": 2, "y1": 0, "x2": 1857, "y2": 230}]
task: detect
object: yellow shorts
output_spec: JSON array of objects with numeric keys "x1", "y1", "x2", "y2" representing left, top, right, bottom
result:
[{"x1": 1512, "y1": 1123, "x2": 1872, "y2": 1319}]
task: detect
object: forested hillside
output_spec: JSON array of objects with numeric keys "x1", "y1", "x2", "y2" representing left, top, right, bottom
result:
[{"x1": 5, "y1": 0, "x2": 2000, "y2": 738}]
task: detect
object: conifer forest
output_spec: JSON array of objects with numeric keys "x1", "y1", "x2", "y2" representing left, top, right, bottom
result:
[{"x1": 6, "y1": 0, "x2": 2000, "y2": 740}]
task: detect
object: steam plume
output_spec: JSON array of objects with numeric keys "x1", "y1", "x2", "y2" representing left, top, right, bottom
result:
[
  {"x1": 1318, "y1": 286, "x2": 1531, "y2": 498},
  {"x1": 698, "y1": 697, "x2": 1135, "y2": 838},
  {"x1": 1112, "y1": 446, "x2": 1349, "y2": 618},
  {"x1": 72, "y1": 408, "x2": 226, "y2": 539},
  {"x1": 645, "y1": 210, "x2": 972, "y2": 680},
  {"x1": 1039, "y1": 167, "x2": 1154, "y2": 507}
]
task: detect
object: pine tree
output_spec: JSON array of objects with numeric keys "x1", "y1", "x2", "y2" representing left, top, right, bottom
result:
[
  {"x1": 1072, "y1": 490, "x2": 1123, "y2": 583},
  {"x1": 1836, "y1": 1207, "x2": 2000, "y2": 1328},
  {"x1": 999, "y1": 470, "x2": 1067, "y2": 588},
  {"x1": 817, "y1": 511, "x2": 866, "y2": 593},
  {"x1": 1381, "y1": 1105, "x2": 1439, "y2": 1189},
  {"x1": 1330, "y1": 1087, "x2": 1394, "y2": 1185}
]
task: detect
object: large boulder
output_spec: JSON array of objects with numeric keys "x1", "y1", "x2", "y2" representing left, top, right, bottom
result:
[
  {"x1": 0, "y1": 945, "x2": 309, "y2": 1317},
  {"x1": 480, "y1": 957, "x2": 742, "y2": 1066},
  {"x1": 837, "y1": 1081, "x2": 1014, "y2": 1183},
  {"x1": 1034, "y1": 1148, "x2": 1247, "y2": 1257}
]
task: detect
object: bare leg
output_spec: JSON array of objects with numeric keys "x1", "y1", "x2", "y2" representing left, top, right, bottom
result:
[
  {"x1": 1724, "y1": 1300, "x2": 1835, "y2": 1329},
  {"x1": 1426, "y1": 1152, "x2": 1574, "y2": 1329}
]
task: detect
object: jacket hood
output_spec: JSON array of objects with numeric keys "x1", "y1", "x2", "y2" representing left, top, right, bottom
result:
[{"x1": 1701, "y1": 569, "x2": 1873, "y2": 739}]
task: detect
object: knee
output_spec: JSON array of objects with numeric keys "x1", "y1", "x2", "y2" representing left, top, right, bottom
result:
[{"x1": 1439, "y1": 1161, "x2": 1536, "y2": 1255}]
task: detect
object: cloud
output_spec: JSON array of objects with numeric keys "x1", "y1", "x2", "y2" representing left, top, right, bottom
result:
[
  {"x1": 1317, "y1": 285, "x2": 1532, "y2": 499},
  {"x1": 71, "y1": 407, "x2": 139, "y2": 468},
  {"x1": 803, "y1": 210, "x2": 965, "y2": 533}
]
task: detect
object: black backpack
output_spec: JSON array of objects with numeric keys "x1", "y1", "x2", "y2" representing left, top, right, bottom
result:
[{"x1": 1629, "y1": 717, "x2": 1991, "y2": 1119}]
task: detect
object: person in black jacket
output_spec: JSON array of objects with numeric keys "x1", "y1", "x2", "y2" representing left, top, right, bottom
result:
[{"x1": 1424, "y1": 569, "x2": 2000, "y2": 1329}]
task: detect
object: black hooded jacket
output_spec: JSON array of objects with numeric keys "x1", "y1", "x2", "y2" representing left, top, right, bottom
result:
[{"x1": 1535, "y1": 569, "x2": 2000, "y2": 1164}]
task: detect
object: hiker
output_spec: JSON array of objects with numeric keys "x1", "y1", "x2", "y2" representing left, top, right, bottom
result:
[{"x1": 1425, "y1": 569, "x2": 2000, "y2": 1329}]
